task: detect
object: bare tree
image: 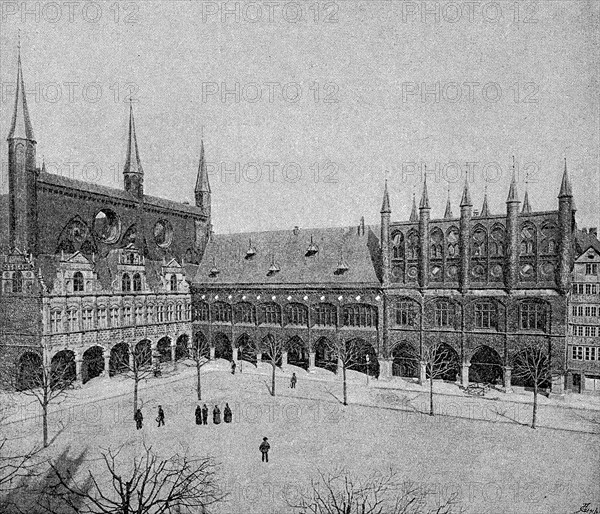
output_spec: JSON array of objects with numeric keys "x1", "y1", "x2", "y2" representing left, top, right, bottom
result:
[
  {"x1": 421, "y1": 343, "x2": 459, "y2": 417},
  {"x1": 15, "y1": 354, "x2": 75, "y2": 448},
  {"x1": 191, "y1": 335, "x2": 211, "y2": 401},
  {"x1": 0, "y1": 439, "x2": 41, "y2": 498},
  {"x1": 47, "y1": 443, "x2": 227, "y2": 514},
  {"x1": 512, "y1": 343, "x2": 551, "y2": 429},
  {"x1": 325, "y1": 339, "x2": 370, "y2": 406},
  {"x1": 111, "y1": 343, "x2": 155, "y2": 418},
  {"x1": 287, "y1": 467, "x2": 462, "y2": 514},
  {"x1": 252, "y1": 335, "x2": 284, "y2": 396}
]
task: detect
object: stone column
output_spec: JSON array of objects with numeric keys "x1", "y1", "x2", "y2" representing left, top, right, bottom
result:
[
  {"x1": 103, "y1": 351, "x2": 111, "y2": 377},
  {"x1": 461, "y1": 362, "x2": 470, "y2": 387},
  {"x1": 308, "y1": 351, "x2": 316, "y2": 371},
  {"x1": 256, "y1": 352, "x2": 262, "y2": 363},
  {"x1": 503, "y1": 366, "x2": 512, "y2": 393},
  {"x1": 75, "y1": 356, "x2": 83, "y2": 383},
  {"x1": 170, "y1": 343, "x2": 176, "y2": 363},
  {"x1": 378, "y1": 358, "x2": 393, "y2": 380},
  {"x1": 209, "y1": 346, "x2": 215, "y2": 360},
  {"x1": 282, "y1": 351, "x2": 288, "y2": 366},
  {"x1": 419, "y1": 360, "x2": 427, "y2": 385},
  {"x1": 232, "y1": 347, "x2": 239, "y2": 362}
]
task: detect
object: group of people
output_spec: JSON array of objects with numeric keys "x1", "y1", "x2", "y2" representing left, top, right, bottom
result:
[
  {"x1": 133, "y1": 405, "x2": 165, "y2": 430},
  {"x1": 195, "y1": 403, "x2": 233, "y2": 424}
]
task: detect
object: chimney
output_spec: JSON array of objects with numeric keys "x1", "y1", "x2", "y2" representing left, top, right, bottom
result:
[
  {"x1": 359, "y1": 216, "x2": 365, "y2": 236},
  {"x1": 590, "y1": 227, "x2": 598, "y2": 238},
  {"x1": 473, "y1": 209, "x2": 479, "y2": 217}
]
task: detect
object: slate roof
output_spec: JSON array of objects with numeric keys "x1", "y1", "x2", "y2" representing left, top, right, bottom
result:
[
  {"x1": 37, "y1": 172, "x2": 203, "y2": 216},
  {"x1": 194, "y1": 225, "x2": 381, "y2": 287}
]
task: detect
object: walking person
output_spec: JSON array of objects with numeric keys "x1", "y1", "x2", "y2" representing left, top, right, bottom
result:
[
  {"x1": 290, "y1": 372, "x2": 297, "y2": 389},
  {"x1": 224, "y1": 403, "x2": 232, "y2": 423},
  {"x1": 202, "y1": 404, "x2": 208, "y2": 425},
  {"x1": 195, "y1": 405, "x2": 202, "y2": 425},
  {"x1": 156, "y1": 405, "x2": 165, "y2": 427},
  {"x1": 231, "y1": 360, "x2": 236, "y2": 375},
  {"x1": 213, "y1": 405, "x2": 221, "y2": 425},
  {"x1": 134, "y1": 408, "x2": 143, "y2": 430},
  {"x1": 259, "y1": 437, "x2": 270, "y2": 463}
]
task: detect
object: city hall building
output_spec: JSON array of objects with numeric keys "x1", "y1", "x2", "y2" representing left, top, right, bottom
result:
[{"x1": 2, "y1": 49, "x2": 598, "y2": 395}]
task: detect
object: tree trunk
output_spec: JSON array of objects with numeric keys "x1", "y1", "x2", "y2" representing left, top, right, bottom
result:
[
  {"x1": 196, "y1": 361, "x2": 202, "y2": 401},
  {"x1": 133, "y1": 376, "x2": 139, "y2": 418},
  {"x1": 532, "y1": 385, "x2": 538, "y2": 429},
  {"x1": 342, "y1": 365, "x2": 348, "y2": 406},
  {"x1": 42, "y1": 402, "x2": 49, "y2": 448},
  {"x1": 429, "y1": 375, "x2": 434, "y2": 416},
  {"x1": 271, "y1": 362, "x2": 276, "y2": 397}
]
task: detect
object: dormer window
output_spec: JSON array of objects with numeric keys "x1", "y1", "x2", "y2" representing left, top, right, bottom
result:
[
  {"x1": 245, "y1": 238, "x2": 256, "y2": 259},
  {"x1": 267, "y1": 254, "x2": 280, "y2": 276},
  {"x1": 335, "y1": 250, "x2": 349, "y2": 275},
  {"x1": 209, "y1": 257, "x2": 220, "y2": 277},
  {"x1": 305, "y1": 235, "x2": 319, "y2": 257}
]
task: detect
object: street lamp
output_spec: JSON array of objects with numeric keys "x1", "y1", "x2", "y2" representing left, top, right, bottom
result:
[{"x1": 366, "y1": 354, "x2": 370, "y2": 385}]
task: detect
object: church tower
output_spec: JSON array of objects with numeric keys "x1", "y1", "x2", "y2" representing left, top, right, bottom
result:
[
  {"x1": 195, "y1": 139, "x2": 211, "y2": 219},
  {"x1": 7, "y1": 45, "x2": 38, "y2": 254},
  {"x1": 123, "y1": 102, "x2": 144, "y2": 199}
]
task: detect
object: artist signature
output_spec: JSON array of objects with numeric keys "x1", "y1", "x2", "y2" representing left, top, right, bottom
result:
[{"x1": 574, "y1": 503, "x2": 600, "y2": 514}]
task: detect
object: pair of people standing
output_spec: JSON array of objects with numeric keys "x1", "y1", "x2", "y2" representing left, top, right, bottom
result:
[
  {"x1": 195, "y1": 403, "x2": 232, "y2": 424},
  {"x1": 134, "y1": 405, "x2": 164, "y2": 429}
]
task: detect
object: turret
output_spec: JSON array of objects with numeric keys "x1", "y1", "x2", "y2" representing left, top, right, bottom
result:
[
  {"x1": 459, "y1": 176, "x2": 472, "y2": 293},
  {"x1": 557, "y1": 158, "x2": 574, "y2": 293},
  {"x1": 195, "y1": 139, "x2": 211, "y2": 219},
  {"x1": 418, "y1": 177, "x2": 430, "y2": 289},
  {"x1": 409, "y1": 193, "x2": 418, "y2": 222},
  {"x1": 7, "y1": 43, "x2": 37, "y2": 254},
  {"x1": 443, "y1": 188, "x2": 453, "y2": 219},
  {"x1": 505, "y1": 158, "x2": 521, "y2": 291},
  {"x1": 480, "y1": 187, "x2": 491, "y2": 216},
  {"x1": 380, "y1": 180, "x2": 391, "y2": 286},
  {"x1": 123, "y1": 102, "x2": 144, "y2": 199}
]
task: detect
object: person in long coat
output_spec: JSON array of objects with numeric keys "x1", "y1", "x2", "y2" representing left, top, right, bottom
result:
[
  {"x1": 195, "y1": 405, "x2": 202, "y2": 425},
  {"x1": 224, "y1": 403, "x2": 232, "y2": 423},
  {"x1": 213, "y1": 405, "x2": 221, "y2": 424},
  {"x1": 259, "y1": 437, "x2": 270, "y2": 462},
  {"x1": 202, "y1": 404, "x2": 208, "y2": 425},
  {"x1": 134, "y1": 408, "x2": 143, "y2": 430},
  {"x1": 156, "y1": 405, "x2": 165, "y2": 427}
]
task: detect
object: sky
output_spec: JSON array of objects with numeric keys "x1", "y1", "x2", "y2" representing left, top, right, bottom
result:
[{"x1": 0, "y1": 0, "x2": 598, "y2": 234}]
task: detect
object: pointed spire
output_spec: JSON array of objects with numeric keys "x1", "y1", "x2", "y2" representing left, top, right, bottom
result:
[
  {"x1": 7, "y1": 39, "x2": 35, "y2": 141},
  {"x1": 521, "y1": 191, "x2": 532, "y2": 213},
  {"x1": 506, "y1": 156, "x2": 520, "y2": 203},
  {"x1": 195, "y1": 139, "x2": 211, "y2": 193},
  {"x1": 123, "y1": 101, "x2": 143, "y2": 176},
  {"x1": 409, "y1": 193, "x2": 418, "y2": 222},
  {"x1": 41, "y1": 158, "x2": 46, "y2": 174},
  {"x1": 380, "y1": 179, "x2": 391, "y2": 214},
  {"x1": 480, "y1": 186, "x2": 491, "y2": 216},
  {"x1": 419, "y1": 176, "x2": 430, "y2": 209},
  {"x1": 443, "y1": 188, "x2": 453, "y2": 219},
  {"x1": 460, "y1": 176, "x2": 472, "y2": 207},
  {"x1": 559, "y1": 157, "x2": 573, "y2": 198}
]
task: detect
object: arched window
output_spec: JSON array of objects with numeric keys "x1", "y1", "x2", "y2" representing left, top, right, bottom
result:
[
  {"x1": 434, "y1": 300, "x2": 455, "y2": 328},
  {"x1": 407, "y1": 231, "x2": 419, "y2": 260},
  {"x1": 12, "y1": 271, "x2": 23, "y2": 293},
  {"x1": 472, "y1": 227, "x2": 487, "y2": 257},
  {"x1": 286, "y1": 303, "x2": 308, "y2": 326},
  {"x1": 122, "y1": 273, "x2": 131, "y2": 292},
  {"x1": 446, "y1": 227, "x2": 459, "y2": 258},
  {"x1": 259, "y1": 303, "x2": 282, "y2": 325},
  {"x1": 540, "y1": 223, "x2": 558, "y2": 255},
  {"x1": 194, "y1": 302, "x2": 210, "y2": 322},
  {"x1": 392, "y1": 232, "x2": 404, "y2": 259},
  {"x1": 394, "y1": 299, "x2": 418, "y2": 327},
  {"x1": 342, "y1": 304, "x2": 377, "y2": 327},
  {"x1": 170, "y1": 274, "x2": 178, "y2": 292},
  {"x1": 474, "y1": 301, "x2": 497, "y2": 329},
  {"x1": 211, "y1": 301, "x2": 232, "y2": 323},
  {"x1": 520, "y1": 225, "x2": 536, "y2": 256},
  {"x1": 430, "y1": 229, "x2": 443, "y2": 259},
  {"x1": 519, "y1": 301, "x2": 547, "y2": 331},
  {"x1": 166, "y1": 304, "x2": 174, "y2": 322},
  {"x1": 313, "y1": 303, "x2": 337, "y2": 326},
  {"x1": 73, "y1": 272, "x2": 84, "y2": 293},
  {"x1": 234, "y1": 302, "x2": 255, "y2": 324},
  {"x1": 490, "y1": 226, "x2": 505, "y2": 257},
  {"x1": 133, "y1": 273, "x2": 142, "y2": 292}
]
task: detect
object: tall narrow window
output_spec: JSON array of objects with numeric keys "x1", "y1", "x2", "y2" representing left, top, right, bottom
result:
[
  {"x1": 122, "y1": 273, "x2": 131, "y2": 292},
  {"x1": 12, "y1": 271, "x2": 23, "y2": 293},
  {"x1": 133, "y1": 273, "x2": 142, "y2": 292},
  {"x1": 73, "y1": 272, "x2": 85, "y2": 293},
  {"x1": 170, "y1": 274, "x2": 178, "y2": 292},
  {"x1": 434, "y1": 301, "x2": 455, "y2": 328}
]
